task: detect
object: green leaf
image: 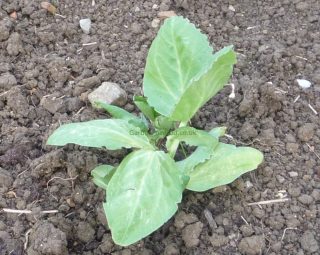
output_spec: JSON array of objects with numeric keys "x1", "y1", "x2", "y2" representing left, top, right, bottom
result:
[
  {"x1": 177, "y1": 146, "x2": 212, "y2": 174},
  {"x1": 105, "y1": 149, "x2": 183, "y2": 246},
  {"x1": 208, "y1": 126, "x2": 227, "y2": 138},
  {"x1": 154, "y1": 116, "x2": 174, "y2": 131},
  {"x1": 170, "y1": 46, "x2": 236, "y2": 121},
  {"x1": 143, "y1": 16, "x2": 214, "y2": 117},
  {"x1": 91, "y1": 164, "x2": 115, "y2": 190},
  {"x1": 186, "y1": 143, "x2": 263, "y2": 192},
  {"x1": 95, "y1": 101, "x2": 148, "y2": 131},
  {"x1": 176, "y1": 126, "x2": 227, "y2": 174},
  {"x1": 166, "y1": 127, "x2": 218, "y2": 150},
  {"x1": 133, "y1": 96, "x2": 157, "y2": 122},
  {"x1": 47, "y1": 119, "x2": 154, "y2": 150}
]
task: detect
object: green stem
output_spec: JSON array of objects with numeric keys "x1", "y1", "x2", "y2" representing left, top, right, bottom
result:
[
  {"x1": 168, "y1": 121, "x2": 188, "y2": 158},
  {"x1": 180, "y1": 143, "x2": 187, "y2": 159}
]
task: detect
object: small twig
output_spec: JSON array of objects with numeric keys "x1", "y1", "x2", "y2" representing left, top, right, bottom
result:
[
  {"x1": 24, "y1": 229, "x2": 32, "y2": 250},
  {"x1": 75, "y1": 106, "x2": 85, "y2": 116},
  {"x1": 246, "y1": 25, "x2": 259, "y2": 30},
  {"x1": 241, "y1": 215, "x2": 249, "y2": 225},
  {"x1": 308, "y1": 104, "x2": 318, "y2": 115},
  {"x1": 2, "y1": 208, "x2": 58, "y2": 214},
  {"x1": 294, "y1": 56, "x2": 308, "y2": 61},
  {"x1": 46, "y1": 175, "x2": 78, "y2": 189},
  {"x1": 65, "y1": 212, "x2": 76, "y2": 218},
  {"x1": 281, "y1": 227, "x2": 298, "y2": 241},
  {"x1": 229, "y1": 83, "x2": 235, "y2": 98},
  {"x1": 55, "y1": 13, "x2": 66, "y2": 19},
  {"x1": 0, "y1": 90, "x2": 10, "y2": 97},
  {"x1": 293, "y1": 95, "x2": 300, "y2": 103},
  {"x1": 17, "y1": 167, "x2": 30, "y2": 177},
  {"x1": 82, "y1": 42, "x2": 97, "y2": 46},
  {"x1": 306, "y1": 143, "x2": 320, "y2": 160},
  {"x1": 247, "y1": 198, "x2": 290, "y2": 206},
  {"x1": 204, "y1": 209, "x2": 217, "y2": 230},
  {"x1": 274, "y1": 87, "x2": 287, "y2": 94}
]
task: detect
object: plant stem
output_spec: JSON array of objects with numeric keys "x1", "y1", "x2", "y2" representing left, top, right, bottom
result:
[
  {"x1": 168, "y1": 121, "x2": 188, "y2": 158},
  {"x1": 180, "y1": 143, "x2": 187, "y2": 158}
]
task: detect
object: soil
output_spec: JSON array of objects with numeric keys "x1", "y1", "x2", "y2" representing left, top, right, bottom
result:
[{"x1": 0, "y1": 0, "x2": 319, "y2": 254}]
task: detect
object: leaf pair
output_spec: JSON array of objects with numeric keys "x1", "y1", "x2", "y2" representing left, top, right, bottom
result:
[{"x1": 143, "y1": 17, "x2": 236, "y2": 122}]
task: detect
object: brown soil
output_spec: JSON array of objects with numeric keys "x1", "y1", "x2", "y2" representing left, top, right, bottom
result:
[{"x1": 1, "y1": 0, "x2": 319, "y2": 254}]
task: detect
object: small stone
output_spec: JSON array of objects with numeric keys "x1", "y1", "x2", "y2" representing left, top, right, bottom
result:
[
  {"x1": 174, "y1": 211, "x2": 198, "y2": 230},
  {"x1": 271, "y1": 242, "x2": 282, "y2": 252},
  {"x1": 239, "y1": 122, "x2": 258, "y2": 140},
  {"x1": 76, "y1": 222, "x2": 95, "y2": 243},
  {"x1": 0, "y1": 73, "x2": 17, "y2": 90},
  {"x1": 0, "y1": 168, "x2": 13, "y2": 187},
  {"x1": 159, "y1": 0, "x2": 171, "y2": 11},
  {"x1": 74, "y1": 76, "x2": 101, "y2": 96},
  {"x1": 286, "y1": 143, "x2": 299, "y2": 153},
  {"x1": 88, "y1": 82, "x2": 127, "y2": 107},
  {"x1": 300, "y1": 231, "x2": 318, "y2": 252},
  {"x1": 181, "y1": 222, "x2": 203, "y2": 248},
  {"x1": 260, "y1": 129, "x2": 275, "y2": 144},
  {"x1": 173, "y1": 0, "x2": 189, "y2": 9},
  {"x1": 212, "y1": 185, "x2": 228, "y2": 193},
  {"x1": 0, "y1": 19, "x2": 12, "y2": 41},
  {"x1": 228, "y1": 5, "x2": 235, "y2": 12},
  {"x1": 152, "y1": 4, "x2": 158, "y2": 9},
  {"x1": 252, "y1": 207, "x2": 265, "y2": 219},
  {"x1": 99, "y1": 234, "x2": 114, "y2": 253},
  {"x1": 164, "y1": 243, "x2": 179, "y2": 255},
  {"x1": 27, "y1": 221, "x2": 68, "y2": 255},
  {"x1": 296, "y1": 2, "x2": 309, "y2": 11},
  {"x1": 41, "y1": 2, "x2": 57, "y2": 15},
  {"x1": 131, "y1": 22, "x2": 142, "y2": 34},
  {"x1": 244, "y1": 182, "x2": 253, "y2": 190},
  {"x1": 240, "y1": 225, "x2": 254, "y2": 237},
  {"x1": 297, "y1": 123, "x2": 315, "y2": 142},
  {"x1": 288, "y1": 171, "x2": 298, "y2": 177},
  {"x1": 288, "y1": 187, "x2": 301, "y2": 197},
  {"x1": 80, "y1": 18, "x2": 91, "y2": 34},
  {"x1": 158, "y1": 11, "x2": 177, "y2": 19},
  {"x1": 298, "y1": 194, "x2": 314, "y2": 205},
  {"x1": 276, "y1": 175, "x2": 285, "y2": 184},
  {"x1": 151, "y1": 18, "x2": 161, "y2": 28},
  {"x1": 296, "y1": 79, "x2": 311, "y2": 89},
  {"x1": 97, "y1": 205, "x2": 108, "y2": 226},
  {"x1": 209, "y1": 233, "x2": 228, "y2": 247},
  {"x1": 7, "y1": 32, "x2": 23, "y2": 56},
  {"x1": 238, "y1": 235, "x2": 265, "y2": 255},
  {"x1": 40, "y1": 95, "x2": 65, "y2": 114},
  {"x1": 311, "y1": 189, "x2": 320, "y2": 201}
]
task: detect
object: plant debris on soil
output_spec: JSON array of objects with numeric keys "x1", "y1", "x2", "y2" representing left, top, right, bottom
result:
[{"x1": 0, "y1": 0, "x2": 319, "y2": 254}]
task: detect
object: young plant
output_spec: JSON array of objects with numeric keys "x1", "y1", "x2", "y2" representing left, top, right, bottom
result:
[{"x1": 47, "y1": 16, "x2": 263, "y2": 246}]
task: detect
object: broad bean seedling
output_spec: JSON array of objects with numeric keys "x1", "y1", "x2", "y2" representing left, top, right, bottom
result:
[{"x1": 47, "y1": 16, "x2": 263, "y2": 246}]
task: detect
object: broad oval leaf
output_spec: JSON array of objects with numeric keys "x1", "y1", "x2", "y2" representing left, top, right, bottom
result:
[
  {"x1": 170, "y1": 46, "x2": 236, "y2": 121},
  {"x1": 91, "y1": 164, "x2": 116, "y2": 190},
  {"x1": 187, "y1": 143, "x2": 263, "y2": 192},
  {"x1": 94, "y1": 101, "x2": 148, "y2": 131},
  {"x1": 105, "y1": 149, "x2": 183, "y2": 246},
  {"x1": 166, "y1": 126, "x2": 219, "y2": 150},
  {"x1": 143, "y1": 16, "x2": 214, "y2": 117},
  {"x1": 176, "y1": 126, "x2": 226, "y2": 174},
  {"x1": 47, "y1": 119, "x2": 154, "y2": 150}
]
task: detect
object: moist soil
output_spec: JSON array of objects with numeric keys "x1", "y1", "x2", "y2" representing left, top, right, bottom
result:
[{"x1": 0, "y1": 0, "x2": 319, "y2": 254}]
